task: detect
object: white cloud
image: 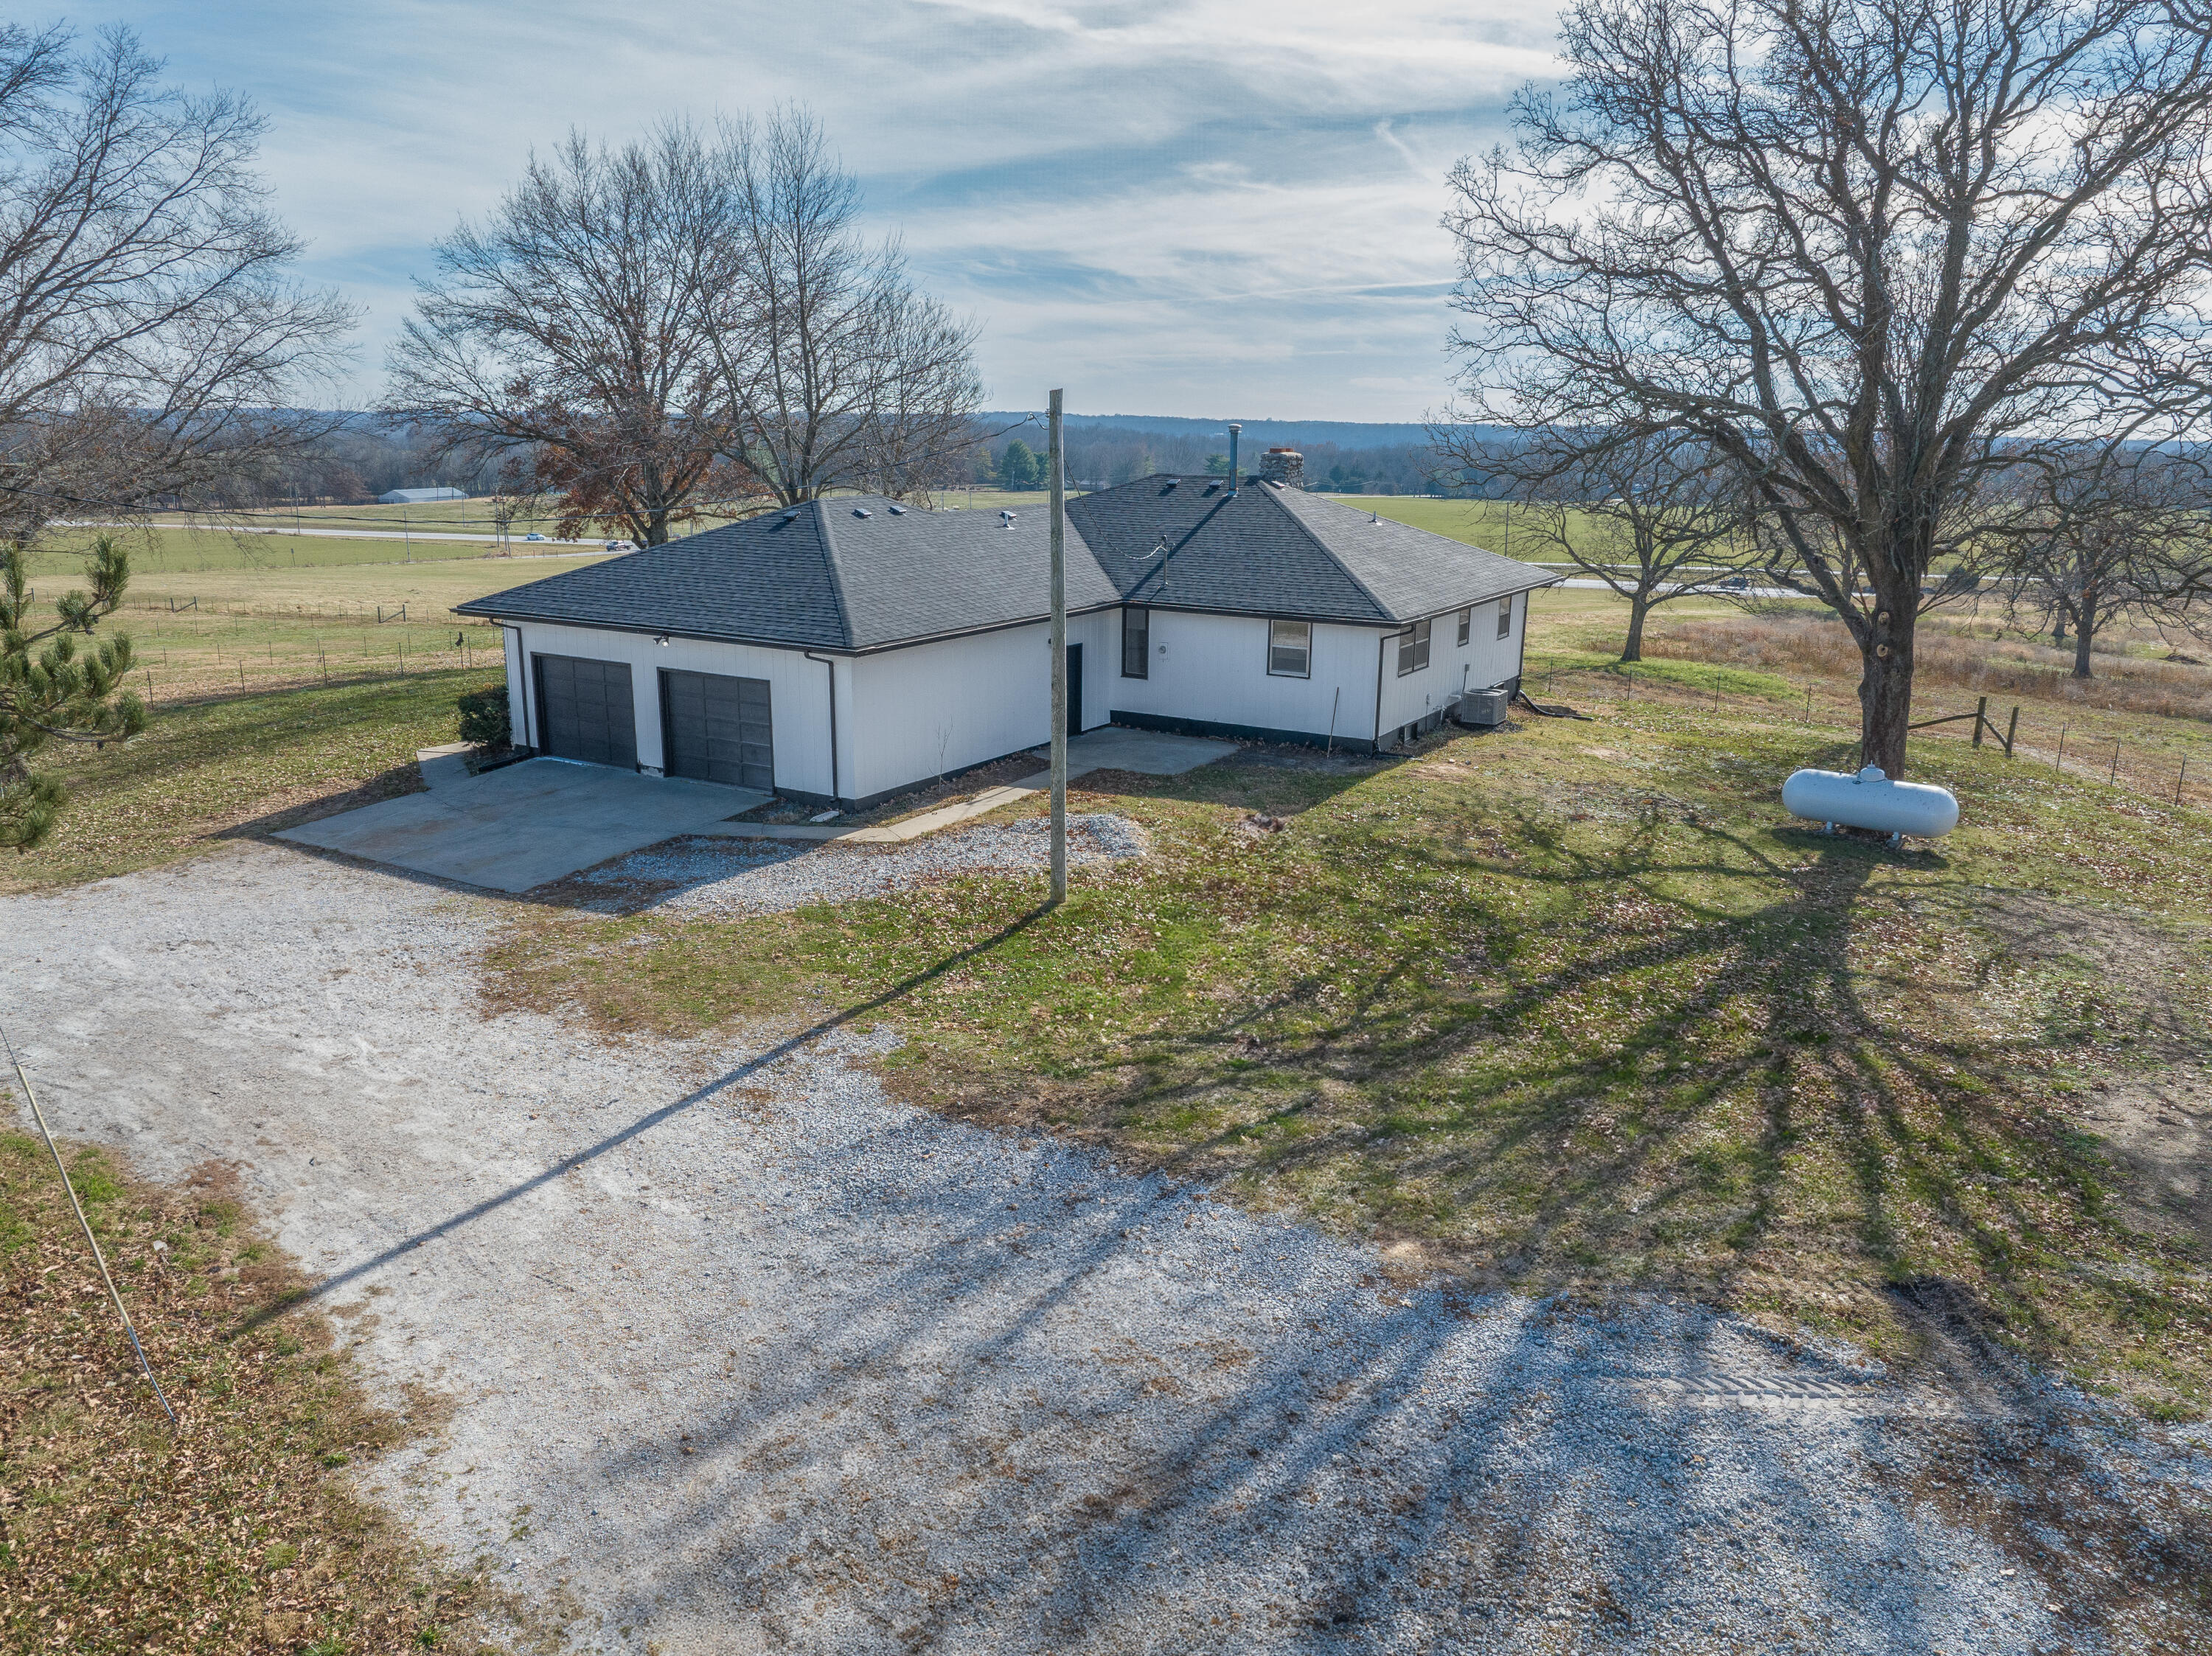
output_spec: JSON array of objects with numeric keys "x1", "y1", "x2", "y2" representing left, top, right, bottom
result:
[{"x1": 64, "y1": 0, "x2": 1561, "y2": 419}]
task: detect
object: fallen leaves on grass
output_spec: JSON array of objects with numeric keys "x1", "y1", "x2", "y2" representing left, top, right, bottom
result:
[{"x1": 0, "y1": 1131, "x2": 476, "y2": 1655}]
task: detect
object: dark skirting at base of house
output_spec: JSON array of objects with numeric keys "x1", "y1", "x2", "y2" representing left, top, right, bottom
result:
[
  {"x1": 1107, "y1": 709, "x2": 1379, "y2": 754},
  {"x1": 775, "y1": 734, "x2": 1087, "y2": 815}
]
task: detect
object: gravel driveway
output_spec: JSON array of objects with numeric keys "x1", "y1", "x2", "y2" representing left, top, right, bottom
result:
[
  {"x1": 4, "y1": 843, "x2": 2206, "y2": 1655},
  {"x1": 563, "y1": 814, "x2": 1149, "y2": 917}
]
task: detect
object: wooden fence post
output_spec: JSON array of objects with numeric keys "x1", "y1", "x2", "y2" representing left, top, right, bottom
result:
[
  {"x1": 1972, "y1": 695, "x2": 1987, "y2": 746},
  {"x1": 2004, "y1": 705, "x2": 2019, "y2": 758}
]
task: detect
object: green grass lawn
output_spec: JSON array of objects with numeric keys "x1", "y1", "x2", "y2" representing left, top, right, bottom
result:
[
  {"x1": 0, "y1": 670, "x2": 480, "y2": 894},
  {"x1": 487, "y1": 698, "x2": 2212, "y2": 1419}
]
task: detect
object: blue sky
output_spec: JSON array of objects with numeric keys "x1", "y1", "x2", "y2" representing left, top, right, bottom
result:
[{"x1": 63, "y1": 1, "x2": 1562, "y2": 420}]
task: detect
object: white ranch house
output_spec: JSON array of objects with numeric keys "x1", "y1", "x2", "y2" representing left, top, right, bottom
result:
[{"x1": 456, "y1": 473, "x2": 1554, "y2": 812}]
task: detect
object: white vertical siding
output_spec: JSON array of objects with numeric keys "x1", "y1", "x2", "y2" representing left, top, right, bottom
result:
[
  {"x1": 503, "y1": 621, "x2": 838, "y2": 799},
  {"x1": 1106, "y1": 610, "x2": 1385, "y2": 744},
  {"x1": 1376, "y1": 591, "x2": 1528, "y2": 739},
  {"x1": 846, "y1": 610, "x2": 1117, "y2": 802},
  {"x1": 488, "y1": 585, "x2": 1540, "y2": 804}
]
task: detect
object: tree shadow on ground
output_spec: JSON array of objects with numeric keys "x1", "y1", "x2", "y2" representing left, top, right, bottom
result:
[{"x1": 956, "y1": 803, "x2": 2176, "y2": 1388}]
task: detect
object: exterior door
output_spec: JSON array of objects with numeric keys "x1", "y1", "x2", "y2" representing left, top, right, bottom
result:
[
  {"x1": 659, "y1": 668, "x2": 773, "y2": 790},
  {"x1": 1066, "y1": 642, "x2": 1083, "y2": 736},
  {"x1": 534, "y1": 653, "x2": 637, "y2": 768}
]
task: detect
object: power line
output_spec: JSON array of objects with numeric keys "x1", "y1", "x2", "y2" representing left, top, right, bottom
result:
[{"x1": 0, "y1": 1017, "x2": 178, "y2": 1429}]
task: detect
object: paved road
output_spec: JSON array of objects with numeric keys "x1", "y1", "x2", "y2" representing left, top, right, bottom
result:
[
  {"x1": 4, "y1": 844, "x2": 2202, "y2": 1655},
  {"x1": 1550, "y1": 577, "x2": 1807, "y2": 599},
  {"x1": 63, "y1": 518, "x2": 608, "y2": 549}
]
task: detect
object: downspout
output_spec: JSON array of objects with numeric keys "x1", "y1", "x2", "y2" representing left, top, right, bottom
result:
[
  {"x1": 1373, "y1": 630, "x2": 1389, "y2": 751},
  {"x1": 505, "y1": 625, "x2": 532, "y2": 749},
  {"x1": 804, "y1": 650, "x2": 840, "y2": 807},
  {"x1": 1514, "y1": 591, "x2": 1531, "y2": 691}
]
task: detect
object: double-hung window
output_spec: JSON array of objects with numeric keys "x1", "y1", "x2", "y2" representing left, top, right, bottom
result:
[
  {"x1": 1268, "y1": 618, "x2": 1311, "y2": 678},
  {"x1": 1396, "y1": 617, "x2": 1432, "y2": 675},
  {"x1": 1497, "y1": 596, "x2": 1514, "y2": 639},
  {"x1": 1122, "y1": 605, "x2": 1150, "y2": 678},
  {"x1": 1457, "y1": 607, "x2": 1472, "y2": 646}
]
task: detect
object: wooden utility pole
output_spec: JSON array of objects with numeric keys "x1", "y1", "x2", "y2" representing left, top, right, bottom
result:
[{"x1": 1049, "y1": 389, "x2": 1068, "y2": 906}]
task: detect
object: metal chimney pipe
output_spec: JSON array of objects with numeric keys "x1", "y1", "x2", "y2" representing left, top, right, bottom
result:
[{"x1": 1227, "y1": 422, "x2": 1241, "y2": 494}]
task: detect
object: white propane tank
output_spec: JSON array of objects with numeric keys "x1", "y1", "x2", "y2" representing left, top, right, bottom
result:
[{"x1": 1781, "y1": 765, "x2": 1959, "y2": 840}]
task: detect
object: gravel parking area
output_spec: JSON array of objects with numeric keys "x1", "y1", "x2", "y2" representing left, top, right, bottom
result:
[
  {"x1": 4, "y1": 842, "x2": 2207, "y2": 1655},
  {"x1": 567, "y1": 813, "x2": 1147, "y2": 916}
]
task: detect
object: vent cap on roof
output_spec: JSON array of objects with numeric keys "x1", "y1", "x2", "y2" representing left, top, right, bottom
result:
[
  {"x1": 852, "y1": 507, "x2": 872, "y2": 518},
  {"x1": 888, "y1": 504, "x2": 906, "y2": 515}
]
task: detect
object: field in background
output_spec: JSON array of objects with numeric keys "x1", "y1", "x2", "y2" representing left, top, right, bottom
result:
[
  {"x1": 1525, "y1": 588, "x2": 2212, "y2": 810},
  {"x1": 16, "y1": 547, "x2": 607, "y2": 705},
  {"x1": 13, "y1": 529, "x2": 2205, "y2": 797}
]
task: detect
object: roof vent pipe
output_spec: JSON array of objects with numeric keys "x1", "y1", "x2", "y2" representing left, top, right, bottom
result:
[{"x1": 1227, "y1": 422, "x2": 1241, "y2": 495}]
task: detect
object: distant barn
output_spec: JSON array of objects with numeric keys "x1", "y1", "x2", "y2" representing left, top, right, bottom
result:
[{"x1": 379, "y1": 487, "x2": 468, "y2": 504}]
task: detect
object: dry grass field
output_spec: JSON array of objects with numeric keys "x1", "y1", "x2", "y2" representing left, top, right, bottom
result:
[{"x1": 1521, "y1": 589, "x2": 2212, "y2": 811}]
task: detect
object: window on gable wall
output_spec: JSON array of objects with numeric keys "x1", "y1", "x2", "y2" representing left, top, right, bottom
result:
[
  {"x1": 1457, "y1": 607, "x2": 1472, "y2": 646},
  {"x1": 1498, "y1": 596, "x2": 1514, "y2": 639},
  {"x1": 1268, "y1": 618, "x2": 1311, "y2": 677},
  {"x1": 1397, "y1": 617, "x2": 1431, "y2": 675},
  {"x1": 1122, "y1": 605, "x2": 1150, "y2": 678}
]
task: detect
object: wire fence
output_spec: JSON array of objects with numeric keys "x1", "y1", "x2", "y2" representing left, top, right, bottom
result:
[
  {"x1": 1530, "y1": 663, "x2": 2212, "y2": 813},
  {"x1": 118, "y1": 599, "x2": 503, "y2": 706}
]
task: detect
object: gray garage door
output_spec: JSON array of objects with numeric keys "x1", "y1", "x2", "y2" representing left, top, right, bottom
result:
[
  {"x1": 534, "y1": 653, "x2": 637, "y2": 769},
  {"x1": 659, "y1": 668, "x2": 773, "y2": 790}
]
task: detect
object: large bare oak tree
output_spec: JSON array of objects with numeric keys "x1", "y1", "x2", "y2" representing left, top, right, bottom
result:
[
  {"x1": 696, "y1": 109, "x2": 982, "y2": 505},
  {"x1": 383, "y1": 125, "x2": 745, "y2": 546},
  {"x1": 0, "y1": 24, "x2": 354, "y2": 849},
  {"x1": 1445, "y1": 0, "x2": 2212, "y2": 773}
]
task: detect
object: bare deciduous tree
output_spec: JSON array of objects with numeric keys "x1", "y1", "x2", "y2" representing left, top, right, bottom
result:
[
  {"x1": 1996, "y1": 445, "x2": 2212, "y2": 675},
  {"x1": 383, "y1": 125, "x2": 749, "y2": 546},
  {"x1": 697, "y1": 110, "x2": 982, "y2": 505},
  {"x1": 1447, "y1": 428, "x2": 1750, "y2": 662},
  {"x1": 0, "y1": 23, "x2": 354, "y2": 849},
  {"x1": 1445, "y1": 0, "x2": 2212, "y2": 774},
  {"x1": 0, "y1": 24, "x2": 356, "y2": 538}
]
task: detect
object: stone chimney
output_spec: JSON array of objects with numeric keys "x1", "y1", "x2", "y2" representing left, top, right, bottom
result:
[{"x1": 1259, "y1": 447, "x2": 1305, "y2": 488}]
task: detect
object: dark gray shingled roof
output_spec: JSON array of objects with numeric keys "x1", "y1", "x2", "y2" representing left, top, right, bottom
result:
[
  {"x1": 453, "y1": 496, "x2": 1121, "y2": 650},
  {"x1": 1068, "y1": 476, "x2": 1544, "y2": 624},
  {"x1": 455, "y1": 479, "x2": 1550, "y2": 649}
]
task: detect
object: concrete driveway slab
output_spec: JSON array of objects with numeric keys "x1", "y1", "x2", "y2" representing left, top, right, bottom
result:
[
  {"x1": 276, "y1": 757, "x2": 764, "y2": 893},
  {"x1": 1028, "y1": 725, "x2": 1242, "y2": 778}
]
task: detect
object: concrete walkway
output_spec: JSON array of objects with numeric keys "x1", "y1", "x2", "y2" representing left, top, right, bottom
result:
[
  {"x1": 278, "y1": 757, "x2": 768, "y2": 893},
  {"x1": 698, "y1": 726, "x2": 1241, "y2": 846}
]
